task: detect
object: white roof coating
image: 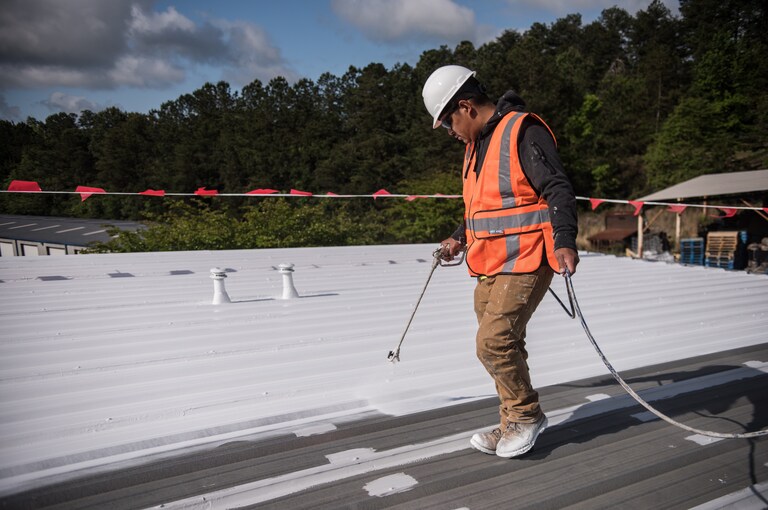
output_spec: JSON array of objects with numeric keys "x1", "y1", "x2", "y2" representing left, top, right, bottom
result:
[{"x1": 0, "y1": 244, "x2": 766, "y2": 497}]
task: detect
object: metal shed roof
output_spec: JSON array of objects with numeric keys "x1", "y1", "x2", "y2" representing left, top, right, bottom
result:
[
  {"x1": 638, "y1": 169, "x2": 768, "y2": 202},
  {"x1": 0, "y1": 214, "x2": 143, "y2": 247}
]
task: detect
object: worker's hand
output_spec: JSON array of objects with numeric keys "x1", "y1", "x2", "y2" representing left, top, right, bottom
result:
[
  {"x1": 439, "y1": 237, "x2": 464, "y2": 261},
  {"x1": 554, "y1": 247, "x2": 579, "y2": 276}
]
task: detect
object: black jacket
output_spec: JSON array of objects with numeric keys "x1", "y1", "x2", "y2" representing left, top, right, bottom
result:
[{"x1": 452, "y1": 91, "x2": 578, "y2": 252}]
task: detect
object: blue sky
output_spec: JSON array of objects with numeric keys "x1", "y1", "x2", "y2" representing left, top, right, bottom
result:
[{"x1": 0, "y1": 0, "x2": 677, "y2": 122}]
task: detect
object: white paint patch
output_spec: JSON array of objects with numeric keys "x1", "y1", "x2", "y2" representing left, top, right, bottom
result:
[
  {"x1": 152, "y1": 429, "x2": 473, "y2": 508},
  {"x1": 743, "y1": 360, "x2": 766, "y2": 370},
  {"x1": 294, "y1": 423, "x2": 336, "y2": 437},
  {"x1": 547, "y1": 394, "x2": 613, "y2": 427},
  {"x1": 547, "y1": 403, "x2": 587, "y2": 427},
  {"x1": 363, "y1": 473, "x2": 418, "y2": 497},
  {"x1": 548, "y1": 393, "x2": 625, "y2": 427},
  {"x1": 326, "y1": 448, "x2": 376, "y2": 464},
  {"x1": 688, "y1": 480, "x2": 768, "y2": 509},
  {"x1": 685, "y1": 434, "x2": 725, "y2": 446}
]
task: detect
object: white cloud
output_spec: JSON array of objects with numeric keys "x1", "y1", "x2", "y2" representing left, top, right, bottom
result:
[
  {"x1": 216, "y1": 19, "x2": 297, "y2": 85},
  {"x1": 331, "y1": 0, "x2": 478, "y2": 43},
  {"x1": 0, "y1": 0, "x2": 141, "y2": 68},
  {"x1": 128, "y1": 5, "x2": 228, "y2": 63},
  {"x1": 223, "y1": 21, "x2": 282, "y2": 63},
  {"x1": 0, "y1": 93, "x2": 21, "y2": 120},
  {"x1": 0, "y1": 64, "x2": 112, "y2": 89},
  {"x1": 129, "y1": 4, "x2": 196, "y2": 34},
  {"x1": 0, "y1": 0, "x2": 294, "y2": 91},
  {"x1": 41, "y1": 91, "x2": 101, "y2": 114},
  {"x1": 108, "y1": 56, "x2": 186, "y2": 88}
]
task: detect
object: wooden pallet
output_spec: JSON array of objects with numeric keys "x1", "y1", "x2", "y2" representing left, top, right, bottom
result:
[{"x1": 705, "y1": 231, "x2": 739, "y2": 268}]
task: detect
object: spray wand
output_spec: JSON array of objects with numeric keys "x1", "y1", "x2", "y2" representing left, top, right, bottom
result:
[{"x1": 387, "y1": 245, "x2": 464, "y2": 362}]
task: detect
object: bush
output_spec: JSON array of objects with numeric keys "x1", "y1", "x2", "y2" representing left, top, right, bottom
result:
[{"x1": 85, "y1": 198, "x2": 385, "y2": 253}]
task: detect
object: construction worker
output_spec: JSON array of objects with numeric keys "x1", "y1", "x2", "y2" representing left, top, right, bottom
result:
[{"x1": 422, "y1": 65, "x2": 579, "y2": 458}]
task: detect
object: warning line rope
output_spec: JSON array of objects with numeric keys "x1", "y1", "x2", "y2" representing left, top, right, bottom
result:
[{"x1": 2, "y1": 184, "x2": 766, "y2": 213}]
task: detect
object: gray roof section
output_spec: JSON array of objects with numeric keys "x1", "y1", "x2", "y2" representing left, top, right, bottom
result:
[
  {"x1": 0, "y1": 214, "x2": 143, "y2": 247},
  {"x1": 638, "y1": 169, "x2": 768, "y2": 201}
]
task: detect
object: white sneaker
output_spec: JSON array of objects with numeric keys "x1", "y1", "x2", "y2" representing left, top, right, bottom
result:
[
  {"x1": 470, "y1": 427, "x2": 503, "y2": 455},
  {"x1": 495, "y1": 415, "x2": 548, "y2": 458}
]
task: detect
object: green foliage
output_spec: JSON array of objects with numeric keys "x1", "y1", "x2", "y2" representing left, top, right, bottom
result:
[
  {"x1": 380, "y1": 173, "x2": 464, "y2": 243},
  {"x1": 643, "y1": 93, "x2": 752, "y2": 190},
  {"x1": 564, "y1": 94, "x2": 602, "y2": 194},
  {"x1": 87, "y1": 200, "x2": 239, "y2": 252},
  {"x1": 87, "y1": 199, "x2": 383, "y2": 253},
  {"x1": 236, "y1": 198, "x2": 382, "y2": 248},
  {"x1": 591, "y1": 163, "x2": 620, "y2": 198}
]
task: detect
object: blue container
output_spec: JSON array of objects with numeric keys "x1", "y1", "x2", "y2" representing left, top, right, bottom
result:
[{"x1": 680, "y1": 238, "x2": 704, "y2": 265}]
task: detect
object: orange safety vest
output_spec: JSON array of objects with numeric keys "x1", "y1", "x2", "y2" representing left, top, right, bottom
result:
[{"x1": 463, "y1": 111, "x2": 559, "y2": 276}]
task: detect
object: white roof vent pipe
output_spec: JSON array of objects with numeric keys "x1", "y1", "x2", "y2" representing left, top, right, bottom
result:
[
  {"x1": 277, "y1": 263, "x2": 300, "y2": 299},
  {"x1": 210, "y1": 267, "x2": 232, "y2": 304}
]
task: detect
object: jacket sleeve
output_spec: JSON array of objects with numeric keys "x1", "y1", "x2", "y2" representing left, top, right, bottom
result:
[
  {"x1": 517, "y1": 118, "x2": 578, "y2": 251},
  {"x1": 450, "y1": 221, "x2": 467, "y2": 243}
]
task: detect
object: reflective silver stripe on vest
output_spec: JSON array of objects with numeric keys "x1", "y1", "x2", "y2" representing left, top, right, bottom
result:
[
  {"x1": 502, "y1": 234, "x2": 521, "y2": 272},
  {"x1": 468, "y1": 208, "x2": 550, "y2": 235},
  {"x1": 498, "y1": 112, "x2": 525, "y2": 209}
]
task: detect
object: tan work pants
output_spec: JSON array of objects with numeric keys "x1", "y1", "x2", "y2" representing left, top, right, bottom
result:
[{"x1": 473, "y1": 265, "x2": 553, "y2": 428}]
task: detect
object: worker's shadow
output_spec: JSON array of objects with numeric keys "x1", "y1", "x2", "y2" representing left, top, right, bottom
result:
[{"x1": 528, "y1": 363, "x2": 768, "y2": 501}]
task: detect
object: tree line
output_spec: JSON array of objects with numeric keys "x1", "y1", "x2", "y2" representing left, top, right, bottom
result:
[{"x1": 1, "y1": 0, "x2": 766, "y2": 251}]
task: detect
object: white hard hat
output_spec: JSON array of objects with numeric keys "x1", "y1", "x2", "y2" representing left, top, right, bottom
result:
[{"x1": 422, "y1": 65, "x2": 476, "y2": 129}]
